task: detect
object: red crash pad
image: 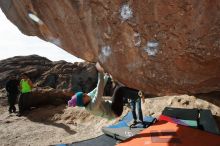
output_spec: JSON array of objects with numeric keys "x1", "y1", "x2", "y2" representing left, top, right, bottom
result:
[{"x1": 117, "y1": 120, "x2": 220, "y2": 146}]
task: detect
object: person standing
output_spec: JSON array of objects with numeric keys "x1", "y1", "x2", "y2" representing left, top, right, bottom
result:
[
  {"x1": 20, "y1": 74, "x2": 33, "y2": 94},
  {"x1": 5, "y1": 76, "x2": 20, "y2": 113},
  {"x1": 18, "y1": 74, "x2": 33, "y2": 116}
]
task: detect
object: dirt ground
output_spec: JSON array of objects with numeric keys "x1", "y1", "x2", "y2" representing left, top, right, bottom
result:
[{"x1": 0, "y1": 91, "x2": 220, "y2": 146}]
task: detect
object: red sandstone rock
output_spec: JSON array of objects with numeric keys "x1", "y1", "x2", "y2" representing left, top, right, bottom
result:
[{"x1": 1, "y1": 0, "x2": 220, "y2": 95}]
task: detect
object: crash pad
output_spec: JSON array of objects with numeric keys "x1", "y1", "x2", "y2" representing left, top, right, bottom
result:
[
  {"x1": 159, "y1": 115, "x2": 198, "y2": 127},
  {"x1": 162, "y1": 107, "x2": 199, "y2": 120},
  {"x1": 161, "y1": 107, "x2": 220, "y2": 135},
  {"x1": 117, "y1": 120, "x2": 220, "y2": 146},
  {"x1": 199, "y1": 109, "x2": 220, "y2": 135},
  {"x1": 102, "y1": 112, "x2": 156, "y2": 140},
  {"x1": 55, "y1": 134, "x2": 117, "y2": 146}
]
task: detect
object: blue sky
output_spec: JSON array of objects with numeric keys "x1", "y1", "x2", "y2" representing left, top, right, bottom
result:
[{"x1": 0, "y1": 9, "x2": 83, "y2": 63}]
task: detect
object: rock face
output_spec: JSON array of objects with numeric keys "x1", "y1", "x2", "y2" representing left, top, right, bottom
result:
[
  {"x1": 0, "y1": 55, "x2": 98, "y2": 93},
  {"x1": 18, "y1": 88, "x2": 73, "y2": 109},
  {"x1": 1, "y1": 0, "x2": 220, "y2": 95}
]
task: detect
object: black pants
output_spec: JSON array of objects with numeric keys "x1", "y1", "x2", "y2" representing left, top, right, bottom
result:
[
  {"x1": 111, "y1": 87, "x2": 140, "y2": 117},
  {"x1": 8, "y1": 93, "x2": 18, "y2": 113},
  {"x1": 18, "y1": 93, "x2": 30, "y2": 114}
]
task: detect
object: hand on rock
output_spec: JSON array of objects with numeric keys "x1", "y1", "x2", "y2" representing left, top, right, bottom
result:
[{"x1": 95, "y1": 62, "x2": 104, "y2": 73}]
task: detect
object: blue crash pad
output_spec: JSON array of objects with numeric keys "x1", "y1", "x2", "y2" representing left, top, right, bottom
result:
[
  {"x1": 108, "y1": 112, "x2": 155, "y2": 128},
  {"x1": 102, "y1": 112, "x2": 156, "y2": 140}
]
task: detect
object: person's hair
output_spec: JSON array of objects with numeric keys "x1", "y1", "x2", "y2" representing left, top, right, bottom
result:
[
  {"x1": 21, "y1": 73, "x2": 28, "y2": 78},
  {"x1": 8, "y1": 75, "x2": 16, "y2": 79},
  {"x1": 84, "y1": 101, "x2": 90, "y2": 107}
]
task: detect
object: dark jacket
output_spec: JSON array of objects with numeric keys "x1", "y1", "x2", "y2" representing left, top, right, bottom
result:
[{"x1": 6, "y1": 79, "x2": 20, "y2": 94}]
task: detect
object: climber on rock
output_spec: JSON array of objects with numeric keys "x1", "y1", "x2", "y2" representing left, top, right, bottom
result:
[
  {"x1": 68, "y1": 62, "x2": 118, "y2": 119},
  {"x1": 68, "y1": 62, "x2": 145, "y2": 120}
]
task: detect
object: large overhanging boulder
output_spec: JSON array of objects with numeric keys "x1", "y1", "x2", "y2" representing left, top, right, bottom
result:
[{"x1": 1, "y1": 0, "x2": 220, "y2": 96}]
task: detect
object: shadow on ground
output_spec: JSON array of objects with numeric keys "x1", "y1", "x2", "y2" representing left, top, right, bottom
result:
[{"x1": 24, "y1": 104, "x2": 76, "y2": 135}]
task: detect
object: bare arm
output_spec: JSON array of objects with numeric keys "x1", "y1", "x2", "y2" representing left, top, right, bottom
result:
[
  {"x1": 28, "y1": 79, "x2": 34, "y2": 88},
  {"x1": 94, "y1": 72, "x2": 105, "y2": 106},
  {"x1": 88, "y1": 62, "x2": 109, "y2": 108},
  {"x1": 95, "y1": 62, "x2": 104, "y2": 73}
]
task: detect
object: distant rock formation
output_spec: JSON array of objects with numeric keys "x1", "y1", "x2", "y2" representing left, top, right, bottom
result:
[
  {"x1": 0, "y1": 55, "x2": 98, "y2": 94},
  {"x1": 1, "y1": 1, "x2": 220, "y2": 95}
]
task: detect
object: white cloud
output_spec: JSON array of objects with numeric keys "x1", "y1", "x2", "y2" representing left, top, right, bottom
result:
[{"x1": 0, "y1": 9, "x2": 83, "y2": 63}]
